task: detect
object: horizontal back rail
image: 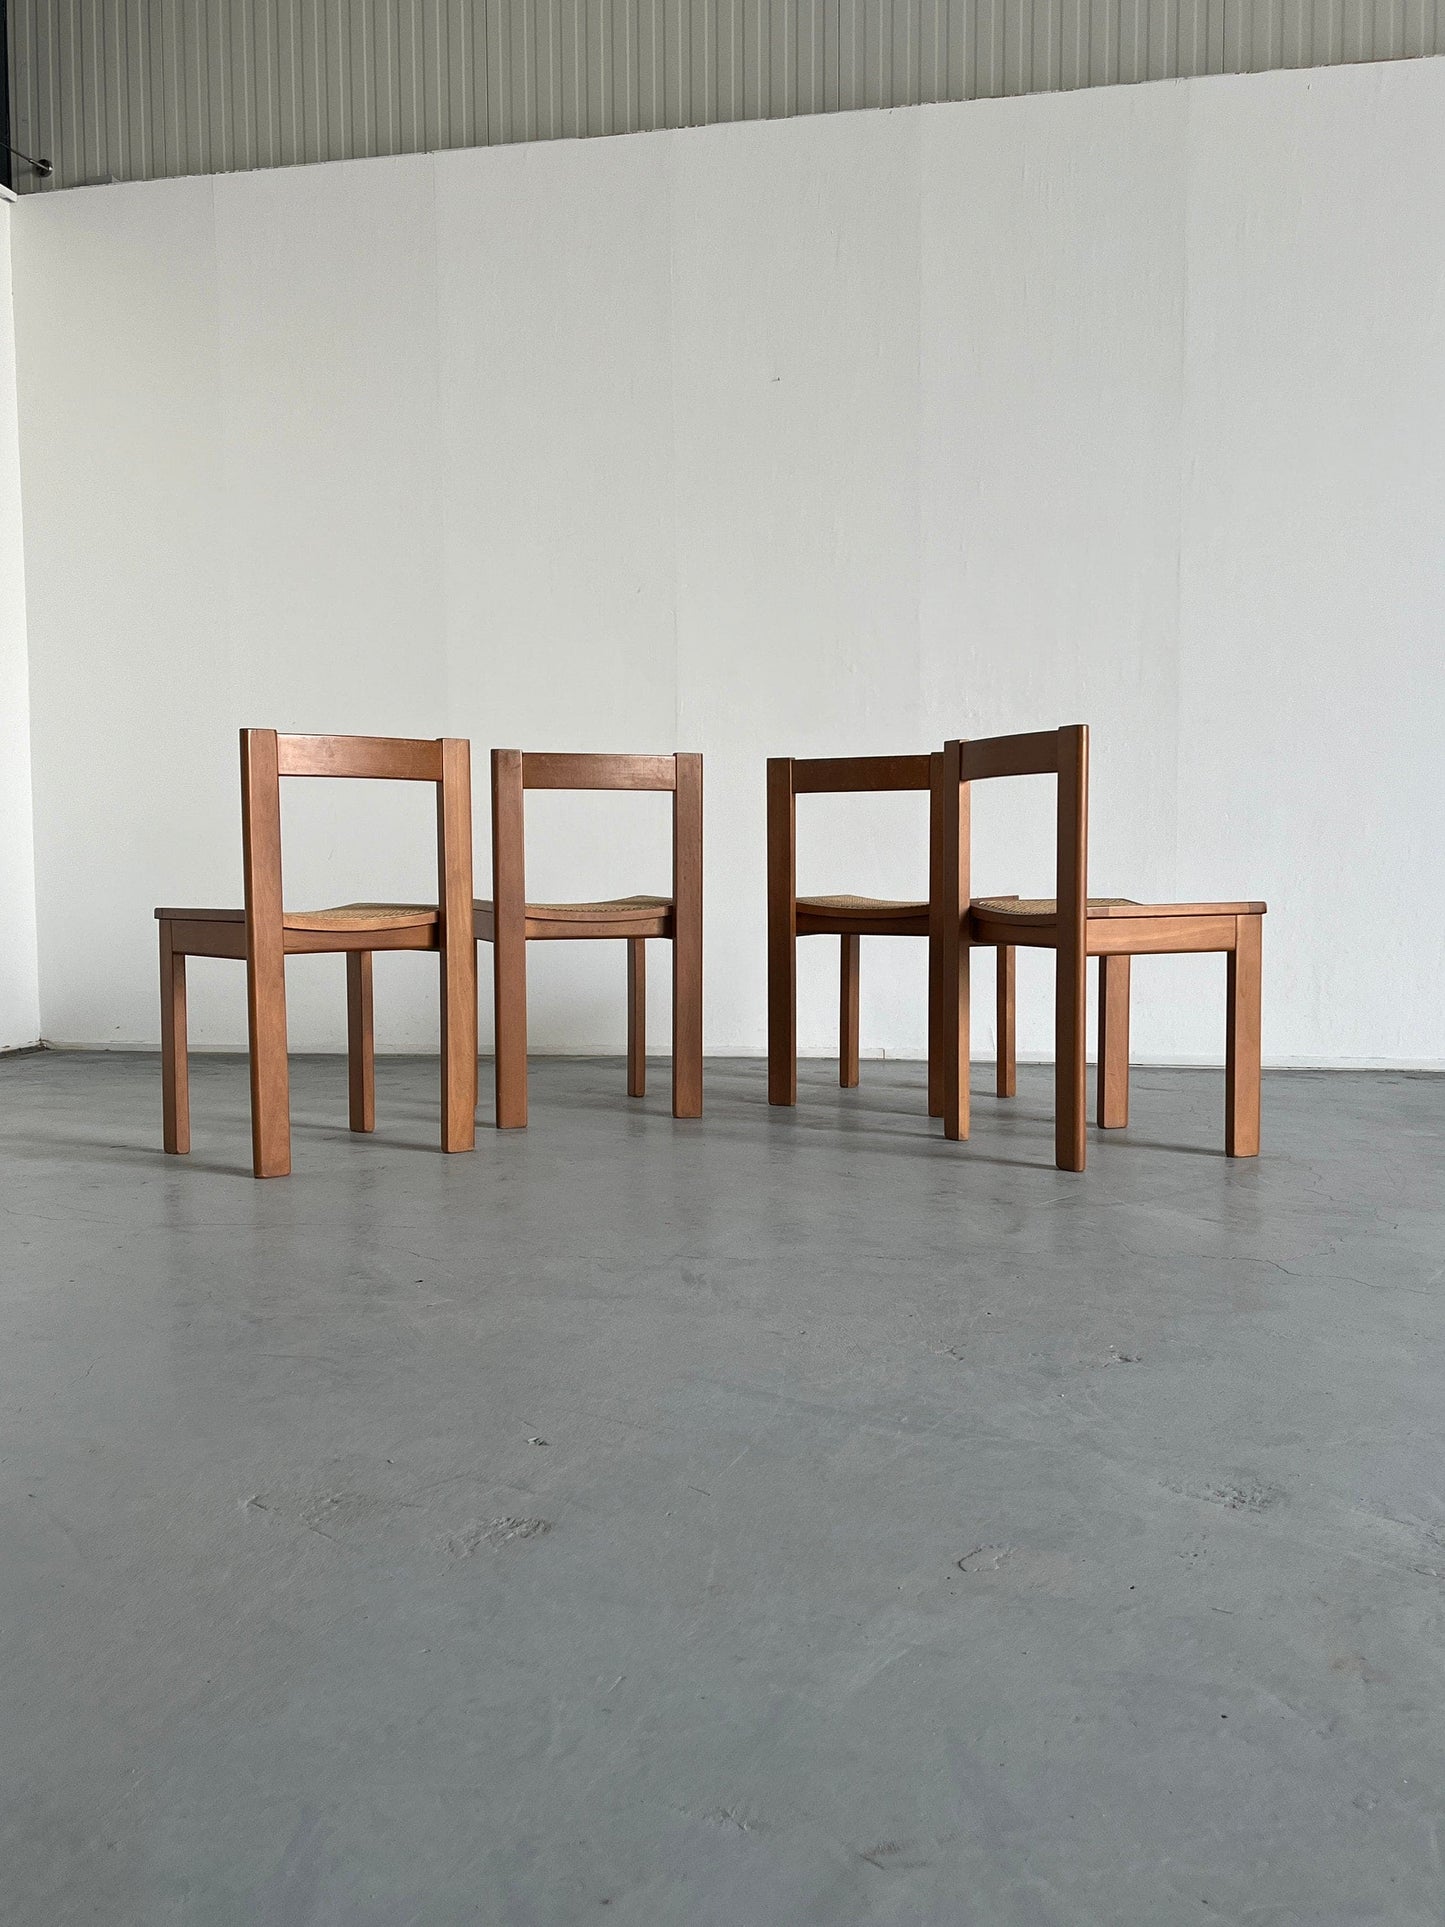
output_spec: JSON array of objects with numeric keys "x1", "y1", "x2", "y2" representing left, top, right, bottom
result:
[
  {"x1": 276, "y1": 734, "x2": 446, "y2": 782},
  {"x1": 955, "y1": 730, "x2": 1064, "y2": 782},
  {"x1": 789, "y1": 753, "x2": 934, "y2": 794},
  {"x1": 520, "y1": 752, "x2": 678, "y2": 792}
]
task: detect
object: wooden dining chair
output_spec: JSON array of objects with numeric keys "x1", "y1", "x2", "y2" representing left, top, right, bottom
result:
[
  {"x1": 479, "y1": 751, "x2": 703, "y2": 1128},
  {"x1": 155, "y1": 731, "x2": 477, "y2": 1180},
  {"x1": 767, "y1": 753, "x2": 1018, "y2": 1111},
  {"x1": 933, "y1": 725, "x2": 1266, "y2": 1171}
]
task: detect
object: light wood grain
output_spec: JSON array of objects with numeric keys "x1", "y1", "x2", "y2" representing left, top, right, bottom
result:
[
  {"x1": 937, "y1": 739, "x2": 971, "y2": 1143},
  {"x1": 347, "y1": 951, "x2": 375, "y2": 1135},
  {"x1": 522, "y1": 751, "x2": 677, "y2": 791},
  {"x1": 840, "y1": 934, "x2": 860, "y2": 1088},
  {"x1": 628, "y1": 940, "x2": 646, "y2": 1099},
  {"x1": 1088, "y1": 898, "x2": 1266, "y2": 919},
  {"x1": 671, "y1": 753, "x2": 704, "y2": 1119},
  {"x1": 795, "y1": 905, "x2": 930, "y2": 938},
  {"x1": 1055, "y1": 725, "x2": 1090, "y2": 1172},
  {"x1": 1226, "y1": 914, "x2": 1263, "y2": 1157},
  {"x1": 766, "y1": 757, "x2": 798, "y2": 1106},
  {"x1": 277, "y1": 734, "x2": 443, "y2": 781},
  {"x1": 1097, "y1": 953, "x2": 1130, "y2": 1129},
  {"x1": 958, "y1": 730, "x2": 1062, "y2": 782},
  {"x1": 490, "y1": 748, "x2": 529, "y2": 1130},
  {"x1": 974, "y1": 896, "x2": 1266, "y2": 924},
  {"x1": 1086, "y1": 916, "x2": 1241, "y2": 957},
  {"x1": 996, "y1": 945, "x2": 1016, "y2": 1100},
  {"x1": 927, "y1": 751, "x2": 946, "y2": 1118},
  {"x1": 241, "y1": 728, "x2": 291, "y2": 1179},
  {"x1": 792, "y1": 754, "x2": 933, "y2": 794},
  {"x1": 281, "y1": 926, "x2": 438, "y2": 956},
  {"x1": 437, "y1": 737, "x2": 478, "y2": 1153},
  {"x1": 524, "y1": 914, "x2": 673, "y2": 942},
  {"x1": 159, "y1": 922, "x2": 189, "y2": 1155},
  {"x1": 475, "y1": 901, "x2": 674, "y2": 943}
]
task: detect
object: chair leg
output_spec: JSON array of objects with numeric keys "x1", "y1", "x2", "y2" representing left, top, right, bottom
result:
[
  {"x1": 628, "y1": 939, "x2": 646, "y2": 1098},
  {"x1": 927, "y1": 930, "x2": 944, "y2": 1119},
  {"x1": 346, "y1": 951, "x2": 375, "y2": 1134},
  {"x1": 672, "y1": 931, "x2": 703, "y2": 1120},
  {"x1": 159, "y1": 923, "x2": 190, "y2": 1156},
  {"x1": 941, "y1": 930, "x2": 970, "y2": 1142},
  {"x1": 1226, "y1": 915, "x2": 1262, "y2": 1158},
  {"x1": 247, "y1": 940, "x2": 291, "y2": 1180},
  {"x1": 438, "y1": 942, "x2": 479, "y2": 1155},
  {"x1": 768, "y1": 928, "x2": 797, "y2": 1108},
  {"x1": 1097, "y1": 953, "x2": 1130, "y2": 1129},
  {"x1": 996, "y1": 945, "x2": 1016, "y2": 1098},
  {"x1": 492, "y1": 928, "x2": 529, "y2": 1130},
  {"x1": 1055, "y1": 945, "x2": 1087, "y2": 1173},
  {"x1": 840, "y1": 934, "x2": 860, "y2": 1088}
]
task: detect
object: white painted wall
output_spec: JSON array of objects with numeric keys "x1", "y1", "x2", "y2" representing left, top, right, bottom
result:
[
  {"x1": 0, "y1": 199, "x2": 40, "y2": 1052},
  {"x1": 10, "y1": 59, "x2": 1445, "y2": 1067}
]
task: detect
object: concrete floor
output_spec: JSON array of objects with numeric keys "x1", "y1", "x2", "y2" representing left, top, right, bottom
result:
[{"x1": 1, "y1": 1051, "x2": 1442, "y2": 1926}]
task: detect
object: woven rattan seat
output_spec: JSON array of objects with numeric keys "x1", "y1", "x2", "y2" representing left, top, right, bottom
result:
[
  {"x1": 288, "y1": 902, "x2": 438, "y2": 930},
  {"x1": 796, "y1": 893, "x2": 926, "y2": 917},
  {"x1": 153, "y1": 902, "x2": 439, "y2": 931},
  {"x1": 475, "y1": 893, "x2": 670, "y2": 921},
  {"x1": 974, "y1": 897, "x2": 1133, "y2": 918}
]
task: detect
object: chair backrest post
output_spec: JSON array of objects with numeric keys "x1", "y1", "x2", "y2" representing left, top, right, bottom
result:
[
  {"x1": 1055, "y1": 723, "x2": 1089, "y2": 959},
  {"x1": 935, "y1": 740, "x2": 970, "y2": 931},
  {"x1": 1054, "y1": 723, "x2": 1089, "y2": 1170},
  {"x1": 240, "y1": 728, "x2": 285, "y2": 940},
  {"x1": 766, "y1": 756, "x2": 797, "y2": 913},
  {"x1": 436, "y1": 739, "x2": 479, "y2": 1143},
  {"x1": 491, "y1": 748, "x2": 528, "y2": 930},
  {"x1": 436, "y1": 739, "x2": 475, "y2": 944},
  {"x1": 239, "y1": 728, "x2": 290, "y2": 1177},
  {"x1": 672, "y1": 753, "x2": 704, "y2": 932}
]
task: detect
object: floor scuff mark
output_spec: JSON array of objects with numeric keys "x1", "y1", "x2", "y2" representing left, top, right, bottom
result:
[{"x1": 445, "y1": 1516, "x2": 553, "y2": 1557}]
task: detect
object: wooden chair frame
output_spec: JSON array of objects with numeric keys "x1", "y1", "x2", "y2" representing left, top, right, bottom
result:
[
  {"x1": 156, "y1": 730, "x2": 477, "y2": 1179},
  {"x1": 766, "y1": 752, "x2": 1018, "y2": 1112},
  {"x1": 934, "y1": 726, "x2": 1265, "y2": 1171},
  {"x1": 479, "y1": 751, "x2": 703, "y2": 1128}
]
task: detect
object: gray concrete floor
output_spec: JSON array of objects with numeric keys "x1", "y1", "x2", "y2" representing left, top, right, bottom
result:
[{"x1": 1, "y1": 1051, "x2": 1442, "y2": 1926}]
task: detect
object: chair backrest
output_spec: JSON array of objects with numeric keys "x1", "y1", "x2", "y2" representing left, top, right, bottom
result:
[
  {"x1": 767, "y1": 752, "x2": 939, "y2": 910},
  {"x1": 780, "y1": 753, "x2": 935, "y2": 797},
  {"x1": 239, "y1": 729, "x2": 474, "y2": 940},
  {"x1": 489, "y1": 750, "x2": 703, "y2": 922},
  {"x1": 936, "y1": 726, "x2": 1088, "y2": 937}
]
